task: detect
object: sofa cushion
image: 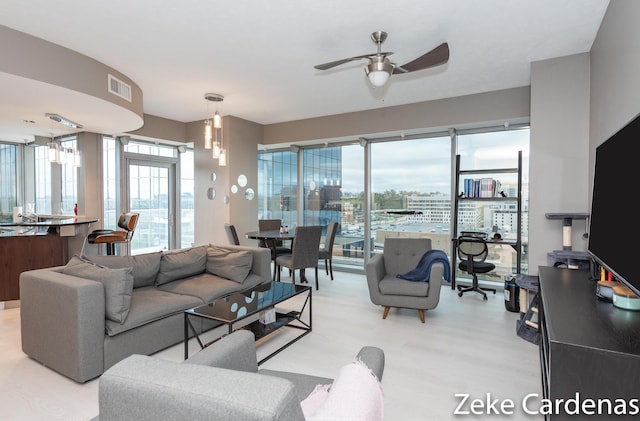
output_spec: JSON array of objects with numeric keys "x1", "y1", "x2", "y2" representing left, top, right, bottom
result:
[
  {"x1": 105, "y1": 286, "x2": 203, "y2": 336},
  {"x1": 157, "y1": 272, "x2": 248, "y2": 303},
  {"x1": 379, "y1": 275, "x2": 429, "y2": 297},
  {"x1": 63, "y1": 256, "x2": 134, "y2": 324},
  {"x1": 88, "y1": 251, "x2": 162, "y2": 288},
  {"x1": 155, "y1": 246, "x2": 207, "y2": 286},
  {"x1": 206, "y1": 246, "x2": 253, "y2": 283}
]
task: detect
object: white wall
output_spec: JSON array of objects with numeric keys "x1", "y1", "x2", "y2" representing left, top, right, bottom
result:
[{"x1": 528, "y1": 54, "x2": 591, "y2": 274}]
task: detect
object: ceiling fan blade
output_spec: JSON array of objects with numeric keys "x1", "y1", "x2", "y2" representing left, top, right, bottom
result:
[
  {"x1": 314, "y1": 52, "x2": 393, "y2": 71},
  {"x1": 392, "y1": 42, "x2": 449, "y2": 74}
]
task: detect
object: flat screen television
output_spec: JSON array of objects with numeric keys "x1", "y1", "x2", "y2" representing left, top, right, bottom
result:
[{"x1": 588, "y1": 112, "x2": 640, "y2": 297}]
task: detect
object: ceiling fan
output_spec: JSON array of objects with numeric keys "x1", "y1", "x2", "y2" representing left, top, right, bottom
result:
[{"x1": 314, "y1": 31, "x2": 449, "y2": 88}]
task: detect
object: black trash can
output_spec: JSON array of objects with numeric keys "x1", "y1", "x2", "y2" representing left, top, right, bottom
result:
[{"x1": 504, "y1": 274, "x2": 520, "y2": 312}]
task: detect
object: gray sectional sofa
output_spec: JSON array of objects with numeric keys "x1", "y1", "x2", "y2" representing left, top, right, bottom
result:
[
  {"x1": 19, "y1": 244, "x2": 271, "y2": 383},
  {"x1": 93, "y1": 330, "x2": 385, "y2": 421}
]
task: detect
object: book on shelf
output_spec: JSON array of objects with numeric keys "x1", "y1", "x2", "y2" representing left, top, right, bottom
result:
[{"x1": 463, "y1": 178, "x2": 502, "y2": 198}]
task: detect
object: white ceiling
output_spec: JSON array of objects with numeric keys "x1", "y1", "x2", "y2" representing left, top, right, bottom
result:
[{"x1": 0, "y1": 0, "x2": 610, "y2": 143}]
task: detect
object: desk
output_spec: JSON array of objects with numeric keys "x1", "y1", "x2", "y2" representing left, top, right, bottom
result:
[{"x1": 246, "y1": 229, "x2": 296, "y2": 281}]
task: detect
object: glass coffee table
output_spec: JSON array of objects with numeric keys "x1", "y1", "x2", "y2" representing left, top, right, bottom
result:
[{"x1": 184, "y1": 281, "x2": 312, "y2": 364}]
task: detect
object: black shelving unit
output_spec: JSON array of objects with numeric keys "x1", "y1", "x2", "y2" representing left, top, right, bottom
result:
[{"x1": 450, "y1": 151, "x2": 523, "y2": 289}]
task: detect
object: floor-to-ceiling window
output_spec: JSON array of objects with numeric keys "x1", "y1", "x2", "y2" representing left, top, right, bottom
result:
[
  {"x1": 102, "y1": 136, "x2": 119, "y2": 229},
  {"x1": 370, "y1": 134, "x2": 452, "y2": 255},
  {"x1": 456, "y1": 127, "x2": 530, "y2": 281},
  {"x1": 179, "y1": 148, "x2": 195, "y2": 248},
  {"x1": 60, "y1": 136, "x2": 78, "y2": 215},
  {"x1": 0, "y1": 143, "x2": 18, "y2": 222},
  {"x1": 33, "y1": 145, "x2": 52, "y2": 214},
  {"x1": 300, "y1": 143, "x2": 365, "y2": 267},
  {"x1": 258, "y1": 124, "x2": 529, "y2": 278},
  {"x1": 102, "y1": 136, "x2": 193, "y2": 254},
  {"x1": 258, "y1": 150, "x2": 297, "y2": 229}
]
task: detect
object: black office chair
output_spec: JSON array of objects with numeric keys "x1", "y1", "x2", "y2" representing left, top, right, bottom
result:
[
  {"x1": 456, "y1": 234, "x2": 497, "y2": 300},
  {"x1": 224, "y1": 223, "x2": 240, "y2": 245}
]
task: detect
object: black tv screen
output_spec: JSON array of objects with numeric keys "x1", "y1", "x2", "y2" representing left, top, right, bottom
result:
[{"x1": 588, "y1": 113, "x2": 640, "y2": 296}]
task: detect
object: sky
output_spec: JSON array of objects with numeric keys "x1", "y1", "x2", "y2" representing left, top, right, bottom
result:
[{"x1": 339, "y1": 128, "x2": 529, "y2": 194}]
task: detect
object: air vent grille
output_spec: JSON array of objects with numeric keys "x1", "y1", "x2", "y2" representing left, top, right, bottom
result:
[{"x1": 108, "y1": 74, "x2": 132, "y2": 102}]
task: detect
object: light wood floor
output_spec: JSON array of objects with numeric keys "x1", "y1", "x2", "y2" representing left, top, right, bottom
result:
[{"x1": 0, "y1": 270, "x2": 542, "y2": 420}]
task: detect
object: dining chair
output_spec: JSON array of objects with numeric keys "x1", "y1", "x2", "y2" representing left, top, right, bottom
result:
[
  {"x1": 318, "y1": 221, "x2": 339, "y2": 281},
  {"x1": 276, "y1": 225, "x2": 323, "y2": 290},
  {"x1": 224, "y1": 223, "x2": 240, "y2": 245},
  {"x1": 259, "y1": 219, "x2": 291, "y2": 280}
]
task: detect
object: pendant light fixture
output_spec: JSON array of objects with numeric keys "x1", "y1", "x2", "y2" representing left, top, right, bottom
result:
[
  {"x1": 48, "y1": 138, "x2": 61, "y2": 164},
  {"x1": 204, "y1": 93, "x2": 226, "y2": 166},
  {"x1": 46, "y1": 113, "x2": 82, "y2": 167}
]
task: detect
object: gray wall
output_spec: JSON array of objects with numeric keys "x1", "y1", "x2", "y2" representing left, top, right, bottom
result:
[
  {"x1": 528, "y1": 53, "x2": 591, "y2": 275},
  {"x1": 264, "y1": 87, "x2": 530, "y2": 146},
  {"x1": 192, "y1": 116, "x2": 263, "y2": 247},
  {"x1": 590, "y1": 1, "x2": 640, "y2": 168}
]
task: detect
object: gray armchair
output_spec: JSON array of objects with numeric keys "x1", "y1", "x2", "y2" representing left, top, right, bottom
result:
[
  {"x1": 365, "y1": 237, "x2": 447, "y2": 323},
  {"x1": 93, "y1": 330, "x2": 384, "y2": 421}
]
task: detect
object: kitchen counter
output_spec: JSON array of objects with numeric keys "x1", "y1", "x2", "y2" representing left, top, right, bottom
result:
[{"x1": 0, "y1": 216, "x2": 99, "y2": 301}]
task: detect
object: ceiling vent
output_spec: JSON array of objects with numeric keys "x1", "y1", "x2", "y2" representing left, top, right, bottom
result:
[{"x1": 108, "y1": 74, "x2": 132, "y2": 102}]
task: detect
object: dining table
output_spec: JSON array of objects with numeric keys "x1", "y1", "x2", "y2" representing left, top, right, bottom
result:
[
  {"x1": 245, "y1": 229, "x2": 305, "y2": 282},
  {"x1": 245, "y1": 229, "x2": 295, "y2": 244}
]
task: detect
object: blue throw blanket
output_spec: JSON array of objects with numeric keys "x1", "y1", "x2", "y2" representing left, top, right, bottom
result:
[{"x1": 396, "y1": 249, "x2": 451, "y2": 282}]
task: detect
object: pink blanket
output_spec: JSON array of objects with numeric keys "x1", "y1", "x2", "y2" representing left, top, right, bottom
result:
[{"x1": 301, "y1": 359, "x2": 384, "y2": 420}]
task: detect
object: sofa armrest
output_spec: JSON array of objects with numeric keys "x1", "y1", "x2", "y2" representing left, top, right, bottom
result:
[
  {"x1": 211, "y1": 244, "x2": 271, "y2": 282},
  {"x1": 427, "y1": 262, "x2": 445, "y2": 290},
  {"x1": 356, "y1": 346, "x2": 385, "y2": 381},
  {"x1": 365, "y1": 253, "x2": 385, "y2": 303},
  {"x1": 20, "y1": 267, "x2": 106, "y2": 383},
  {"x1": 365, "y1": 253, "x2": 385, "y2": 283},
  {"x1": 98, "y1": 355, "x2": 305, "y2": 421},
  {"x1": 184, "y1": 330, "x2": 258, "y2": 372}
]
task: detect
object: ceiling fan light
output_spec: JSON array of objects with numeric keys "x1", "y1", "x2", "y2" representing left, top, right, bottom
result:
[
  {"x1": 365, "y1": 60, "x2": 393, "y2": 87},
  {"x1": 367, "y1": 69, "x2": 390, "y2": 87}
]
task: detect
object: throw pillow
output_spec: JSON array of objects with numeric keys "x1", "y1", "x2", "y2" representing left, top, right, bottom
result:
[
  {"x1": 88, "y1": 251, "x2": 162, "y2": 288},
  {"x1": 63, "y1": 255, "x2": 134, "y2": 324},
  {"x1": 155, "y1": 245, "x2": 207, "y2": 286},
  {"x1": 206, "y1": 246, "x2": 253, "y2": 283},
  {"x1": 305, "y1": 359, "x2": 384, "y2": 421}
]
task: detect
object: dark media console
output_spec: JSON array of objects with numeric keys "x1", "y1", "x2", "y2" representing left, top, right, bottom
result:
[{"x1": 538, "y1": 266, "x2": 640, "y2": 420}]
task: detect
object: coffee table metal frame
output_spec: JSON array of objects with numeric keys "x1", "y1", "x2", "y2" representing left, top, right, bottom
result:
[{"x1": 184, "y1": 281, "x2": 312, "y2": 364}]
